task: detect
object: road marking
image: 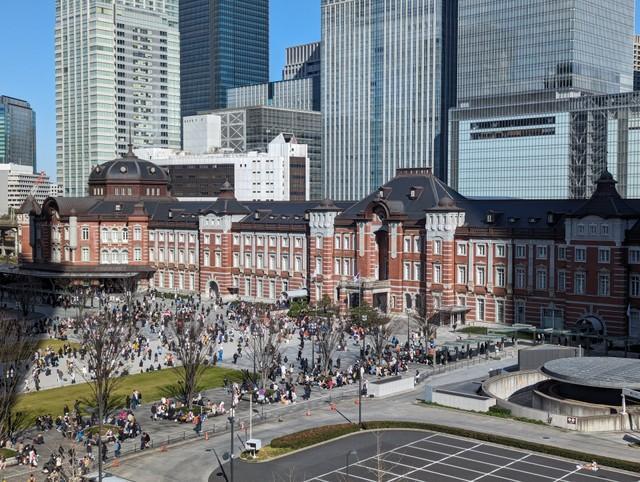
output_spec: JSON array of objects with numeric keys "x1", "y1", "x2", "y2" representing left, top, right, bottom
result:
[
  {"x1": 554, "y1": 466, "x2": 584, "y2": 481},
  {"x1": 389, "y1": 442, "x2": 484, "y2": 481},
  {"x1": 308, "y1": 433, "x2": 439, "y2": 481},
  {"x1": 471, "y1": 453, "x2": 530, "y2": 481}
]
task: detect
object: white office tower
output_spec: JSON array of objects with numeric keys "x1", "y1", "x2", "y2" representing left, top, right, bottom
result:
[
  {"x1": 55, "y1": 0, "x2": 180, "y2": 197},
  {"x1": 183, "y1": 114, "x2": 222, "y2": 154},
  {"x1": 0, "y1": 164, "x2": 61, "y2": 216},
  {"x1": 136, "y1": 133, "x2": 310, "y2": 202}
]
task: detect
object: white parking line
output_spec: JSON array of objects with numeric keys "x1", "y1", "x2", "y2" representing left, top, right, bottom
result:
[
  {"x1": 308, "y1": 433, "x2": 439, "y2": 481},
  {"x1": 471, "y1": 453, "x2": 530, "y2": 481},
  {"x1": 389, "y1": 442, "x2": 484, "y2": 482}
]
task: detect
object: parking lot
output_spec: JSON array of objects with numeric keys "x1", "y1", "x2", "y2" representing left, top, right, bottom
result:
[{"x1": 303, "y1": 432, "x2": 640, "y2": 482}]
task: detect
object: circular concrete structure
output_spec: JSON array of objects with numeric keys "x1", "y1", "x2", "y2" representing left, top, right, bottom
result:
[{"x1": 541, "y1": 357, "x2": 640, "y2": 389}]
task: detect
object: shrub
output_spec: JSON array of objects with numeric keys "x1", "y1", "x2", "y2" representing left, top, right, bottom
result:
[
  {"x1": 270, "y1": 423, "x2": 358, "y2": 449},
  {"x1": 488, "y1": 406, "x2": 512, "y2": 417},
  {"x1": 0, "y1": 448, "x2": 17, "y2": 458}
]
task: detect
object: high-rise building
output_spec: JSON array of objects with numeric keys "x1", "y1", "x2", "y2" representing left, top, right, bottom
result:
[
  {"x1": 179, "y1": 0, "x2": 269, "y2": 117},
  {"x1": 457, "y1": 0, "x2": 634, "y2": 106},
  {"x1": 227, "y1": 78, "x2": 320, "y2": 112},
  {"x1": 634, "y1": 35, "x2": 640, "y2": 91},
  {"x1": 0, "y1": 96, "x2": 36, "y2": 171},
  {"x1": 450, "y1": 0, "x2": 635, "y2": 199},
  {"x1": 322, "y1": 0, "x2": 457, "y2": 200},
  {"x1": 210, "y1": 106, "x2": 322, "y2": 199},
  {"x1": 55, "y1": 0, "x2": 180, "y2": 197},
  {"x1": 449, "y1": 92, "x2": 640, "y2": 199},
  {"x1": 283, "y1": 42, "x2": 321, "y2": 81}
]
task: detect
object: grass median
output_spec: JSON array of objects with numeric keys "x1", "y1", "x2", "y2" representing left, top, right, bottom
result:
[
  {"x1": 0, "y1": 448, "x2": 17, "y2": 458},
  {"x1": 15, "y1": 366, "x2": 241, "y2": 423},
  {"x1": 258, "y1": 421, "x2": 640, "y2": 473}
]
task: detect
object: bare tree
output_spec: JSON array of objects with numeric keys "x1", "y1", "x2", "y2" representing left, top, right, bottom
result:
[
  {"x1": 316, "y1": 317, "x2": 345, "y2": 376},
  {"x1": 410, "y1": 311, "x2": 438, "y2": 343},
  {"x1": 350, "y1": 303, "x2": 392, "y2": 361},
  {"x1": 245, "y1": 318, "x2": 282, "y2": 388},
  {"x1": 167, "y1": 309, "x2": 217, "y2": 406},
  {"x1": 13, "y1": 278, "x2": 39, "y2": 319},
  {"x1": 0, "y1": 313, "x2": 34, "y2": 440},
  {"x1": 73, "y1": 309, "x2": 135, "y2": 482}
]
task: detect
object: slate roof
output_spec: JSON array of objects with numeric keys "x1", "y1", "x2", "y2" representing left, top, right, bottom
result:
[
  {"x1": 30, "y1": 167, "x2": 640, "y2": 235},
  {"x1": 88, "y1": 148, "x2": 169, "y2": 185},
  {"x1": 337, "y1": 168, "x2": 464, "y2": 223}
]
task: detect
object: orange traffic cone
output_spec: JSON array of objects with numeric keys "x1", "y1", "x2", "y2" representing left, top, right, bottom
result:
[{"x1": 205, "y1": 431, "x2": 209, "y2": 441}]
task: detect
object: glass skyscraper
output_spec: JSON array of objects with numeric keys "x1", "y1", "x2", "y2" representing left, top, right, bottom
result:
[
  {"x1": 56, "y1": 0, "x2": 181, "y2": 197},
  {"x1": 0, "y1": 96, "x2": 36, "y2": 171},
  {"x1": 450, "y1": 0, "x2": 635, "y2": 199},
  {"x1": 457, "y1": 0, "x2": 634, "y2": 105},
  {"x1": 179, "y1": 0, "x2": 269, "y2": 117},
  {"x1": 322, "y1": 0, "x2": 457, "y2": 201}
]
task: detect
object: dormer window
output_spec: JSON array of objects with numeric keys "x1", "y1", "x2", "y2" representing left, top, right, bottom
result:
[
  {"x1": 485, "y1": 213, "x2": 494, "y2": 224},
  {"x1": 115, "y1": 204, "x2": 122, "y2": 212},
  {"x1": 547, "y1": 212, "x2": 555, "y2": 224},
  {"x1": 378, "y1": 187, "x2": 384, "y2": 199},
  {"x1": 409, "y1": 187, "x2": 417, "y2": 200},
  {"x1": 528, "y1": 217, "x2": 539, "y2": 224}
]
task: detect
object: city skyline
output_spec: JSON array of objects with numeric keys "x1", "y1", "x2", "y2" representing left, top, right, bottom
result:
[{"x1": 0, "y1": 0, "x2": 321, "y2": 182}]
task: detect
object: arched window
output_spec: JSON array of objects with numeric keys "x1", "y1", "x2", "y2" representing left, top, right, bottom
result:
[
  {"x1": 120, "y1": 250, "x2": 129, "y2": 264},
  {"x1": 101, "y1": 250, "x2": 109, "y2": 264},
  {"x1": 111, "y1": 249, "x2": 119, "y2": 264},
  {"x1": 111, "y1": 228, "x2": 119, "y2": 243},
  {"x1": 122, "y1": 227, "x2": 129, "y2": 242},
  {"x1": 101, "y1": 228, "x2": 109, "y2": 243}
]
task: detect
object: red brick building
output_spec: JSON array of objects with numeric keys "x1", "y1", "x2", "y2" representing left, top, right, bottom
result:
[{"x1": 11, "y1": 150, "x2": 640, "y2": 337}]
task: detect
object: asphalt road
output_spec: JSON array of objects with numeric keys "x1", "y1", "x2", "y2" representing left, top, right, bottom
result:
[{"x1": 218, "y1": 430, "x2": 640, "y2": 482}]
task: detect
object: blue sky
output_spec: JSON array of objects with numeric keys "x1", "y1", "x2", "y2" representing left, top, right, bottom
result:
[{"x1": 0, "y1": 1, "x2": 637, "y2": 180}]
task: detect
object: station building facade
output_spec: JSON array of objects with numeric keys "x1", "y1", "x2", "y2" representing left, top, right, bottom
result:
[{"x1": 14, "y1": 149, "x2": 640, "y2": 338}]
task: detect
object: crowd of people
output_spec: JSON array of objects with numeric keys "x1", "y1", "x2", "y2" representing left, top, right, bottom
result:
[{"x1": 0, "y1": 287, "x2": 462, "y2": 480}]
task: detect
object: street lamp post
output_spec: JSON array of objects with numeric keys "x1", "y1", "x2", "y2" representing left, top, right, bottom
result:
[
  {"x1": 346, "y1": 450, "x2": 358, "y2": 481},
  {"x1": 407, "y1": 308, "x2": 411, "y2": 348},
  {"x1": 228, "y1": 412, "x2": 235, "y2": 482},
  {"x1": 358, "y1": 314, "x2": 367, "y2": 427}
]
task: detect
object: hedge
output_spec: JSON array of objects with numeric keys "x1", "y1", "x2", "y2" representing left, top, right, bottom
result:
[
  {"x1": 269, "y1": 421, "x2": 640, "y2": 473},
  {"x1": 270, "y1": 423, "x2": 359, "y2": 450}
]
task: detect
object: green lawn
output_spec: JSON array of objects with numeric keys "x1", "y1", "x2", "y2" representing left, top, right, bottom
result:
[
  {"x1": 34, "y1": 339, "x2": 81, "y2": 352},
  {"x1": 15, "y1": 366, "x2": 241, "y2": 423},
  {"x1": 0, "y1": 448, "x2": 17, "y2": 458},
  {"x1": 456, "y1": 326, "x2": 488, "y2": 335}
]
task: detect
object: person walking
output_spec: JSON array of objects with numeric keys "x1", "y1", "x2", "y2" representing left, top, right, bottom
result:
[{"x1": 193, "y1": 414, "x2": 202, "y2": 436}]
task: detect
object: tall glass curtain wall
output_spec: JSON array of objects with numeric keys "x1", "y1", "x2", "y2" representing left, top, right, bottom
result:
[
  {"x1": 457, "y1": 0, "x2": 634, "y2": 104},
  {"x1": 179, "y1": 0, "x2": 269, "y2": 116}
]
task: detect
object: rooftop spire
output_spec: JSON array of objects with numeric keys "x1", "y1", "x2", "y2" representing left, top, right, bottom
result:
[{"x1": 126, "y1": 123, "x2": 135, "y2": 158}]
